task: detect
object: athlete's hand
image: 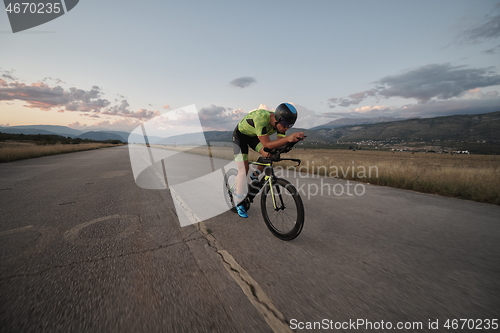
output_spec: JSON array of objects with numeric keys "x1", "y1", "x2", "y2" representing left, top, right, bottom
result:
[{"x1": 287, "y1": 132, "x2": 306, "y2": 142}]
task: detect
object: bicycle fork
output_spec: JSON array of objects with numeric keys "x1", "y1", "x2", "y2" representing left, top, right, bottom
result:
[{"x1": 267, "y1": 176, "x2": 286, "y2": 211}]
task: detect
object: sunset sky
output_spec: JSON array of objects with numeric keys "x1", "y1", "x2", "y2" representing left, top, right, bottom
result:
[{"x1": 1, "y1": 0, "x2": 500, "y2": 136}]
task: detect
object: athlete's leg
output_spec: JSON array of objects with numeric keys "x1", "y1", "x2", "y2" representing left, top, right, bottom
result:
[
  {"x1": 235, "y1": 160, "x2": 249, "y2": 201},
  {"x1": 232, "y1": 128, "x2": 250, "y2": 205},
  {"x1": 256, "y1": 146, "x2": 271, "y2": 173},
  {"x1": 247, "y1": 139, "x2": 270, "y2": 175}
]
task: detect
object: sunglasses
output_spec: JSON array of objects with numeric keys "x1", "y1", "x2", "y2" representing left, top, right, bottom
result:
[{"x1": 279, "y1": 120, "x2": 293, "y2": 129}]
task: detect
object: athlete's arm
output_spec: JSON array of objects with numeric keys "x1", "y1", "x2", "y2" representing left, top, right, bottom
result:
[{"x1": 258, "y1": 132, "x2": 305, "y2": 150}]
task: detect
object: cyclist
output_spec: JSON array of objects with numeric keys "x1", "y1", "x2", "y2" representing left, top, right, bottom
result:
[{"x1": 232, "y1": 103, "x2": 305, "y2": 218}]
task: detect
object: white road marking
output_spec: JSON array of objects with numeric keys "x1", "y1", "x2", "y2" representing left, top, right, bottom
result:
[
  {"x1": 63, "y1": 215, "x2": 139, "y2": 241},
  {"x1": 140, "y1": 148, "x2": 292, "y2": 332},
  {"x1": 0, "y1": 225, "x2": 33, "y2": 236},
  {"x1": 171, "y1": 189, "x2": 292, "y2": 333}
]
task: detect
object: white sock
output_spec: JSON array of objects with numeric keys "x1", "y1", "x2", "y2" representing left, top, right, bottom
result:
[{"x1": 235, "y1": 193, "x2": 245, "y2": 205}]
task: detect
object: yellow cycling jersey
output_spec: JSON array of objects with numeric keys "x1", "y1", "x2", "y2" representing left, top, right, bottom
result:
[{"x1": 237, "y1": 109, "x2": 286, "y2": 137}]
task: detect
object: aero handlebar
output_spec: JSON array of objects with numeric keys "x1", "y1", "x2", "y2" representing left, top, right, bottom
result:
[{"x1": 261, "y1": 135, "x2": 306, "y2": 166}]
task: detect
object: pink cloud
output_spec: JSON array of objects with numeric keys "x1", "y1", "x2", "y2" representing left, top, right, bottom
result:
[{"x1": 0, "y1": 77, "x2": 161, "y2": 122}]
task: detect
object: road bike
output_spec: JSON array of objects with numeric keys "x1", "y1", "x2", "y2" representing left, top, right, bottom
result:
[{"x1": 223, "y1": 140, "x2": 305, "y2": 241}]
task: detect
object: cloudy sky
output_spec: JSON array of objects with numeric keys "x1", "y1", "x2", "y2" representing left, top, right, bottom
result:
[{"x1": 1, "y1": 0, "x2": 500, "y2": 134}]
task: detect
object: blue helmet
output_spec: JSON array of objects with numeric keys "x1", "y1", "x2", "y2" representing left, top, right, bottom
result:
[{"x1": 275, "y1": 103, "x2": 298, "y2": 126}]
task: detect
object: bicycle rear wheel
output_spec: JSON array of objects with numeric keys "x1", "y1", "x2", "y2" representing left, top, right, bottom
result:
[
  {"x1": 223, "y1": 168, "x2": 250, "y2": 213},
  {"x1": 261, "y1": 178, "x2": 304, "y2": 240}
]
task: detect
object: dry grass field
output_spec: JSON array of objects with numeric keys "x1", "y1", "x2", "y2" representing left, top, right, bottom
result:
[
  {"x1": 0, "y1": 141, "x2": 121, "y2": 163},
  {"x1": 158, "y1": 145, "x2": 500, "y2": 205},
  {"x1": 286, "y1": 149, "x2": 500, "y2": 205}
]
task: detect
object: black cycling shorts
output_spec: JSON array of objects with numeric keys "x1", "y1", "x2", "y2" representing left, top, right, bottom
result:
[{"x1": 232, "y1": 127, "x2": 263, "y2": 162}]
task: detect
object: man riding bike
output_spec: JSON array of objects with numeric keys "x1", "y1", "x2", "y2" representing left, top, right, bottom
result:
[{"x1": 232, "y1": 103, "x2": 305, "y2": 218}]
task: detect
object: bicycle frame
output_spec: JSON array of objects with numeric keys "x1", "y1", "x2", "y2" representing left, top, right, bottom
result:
[
  {"x1": 247, "y1": 154, "x2": 301, "y2": 209},
  {"x1": 247, "y1": 159, "x2": 272, "y2": 205}
]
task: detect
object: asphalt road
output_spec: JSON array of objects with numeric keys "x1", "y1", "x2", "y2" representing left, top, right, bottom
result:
[{"x1": 1, "y1": 146, "x2": 499, "y2": 332}]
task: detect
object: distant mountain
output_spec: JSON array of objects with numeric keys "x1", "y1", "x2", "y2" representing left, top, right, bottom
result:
[
  {"x1": 314, "y1": 111, "x2": 500, "y2": 142},
  {"x1": 0, "y1": 125, "x2": 129, "y2": 142},
  {"x1": 0, "y1": 125, "x2": 83, "y2": 137},
  {"x1": 150, "y1": 111, "x2": 500, "y2": 148},
  {"x1": 0, "y1": 127, "x2": 60, "y2": 136},
  {"x1": 311, "y1": 117, "x2": 405, "y2": 130},
  {"x1": 3, "y1": 111, "x2": 499, "y2": 148},
  {"x1": 203, "y1": 131, "x2": 233, "y2": 143},
  {"x1": 77, "y1": 131, "x2": 124, "y2": 142},
  {"x1": 106, "y1": 131, "x2": 132, "y2": 142},
  {"x1": 157, "y1": 131, "x2": 208, "y2": 145}
]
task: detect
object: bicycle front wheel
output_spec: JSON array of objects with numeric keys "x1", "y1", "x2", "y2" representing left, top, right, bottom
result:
[{"x1": 261, "y1": 178, "x2": 304, "y2": 241}]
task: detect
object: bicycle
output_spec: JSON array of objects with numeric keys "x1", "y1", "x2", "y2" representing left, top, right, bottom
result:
[{"x1": 223, "y1": 140, "x2": 305, "y2": 241}]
